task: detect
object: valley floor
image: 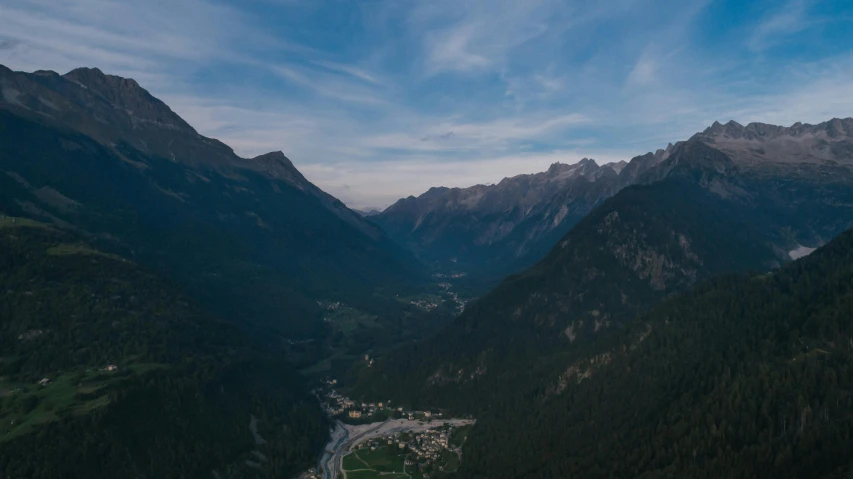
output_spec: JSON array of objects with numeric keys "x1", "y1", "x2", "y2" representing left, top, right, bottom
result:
[{"x1": 318, "y1": 418, "x2": 474, "y2": 479}]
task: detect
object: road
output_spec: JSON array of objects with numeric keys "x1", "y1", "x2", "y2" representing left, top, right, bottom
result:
[{"x1": 318, "y1": 418, "x2": 475, "y2": 479}]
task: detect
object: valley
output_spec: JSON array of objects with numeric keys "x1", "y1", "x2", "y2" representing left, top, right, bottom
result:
[
  {"x1": 2, "y1": 59, "x2": 853, "y2": 479},
  {"x1": 316, "y1": 418, "x2": 474, "y2": 479}
]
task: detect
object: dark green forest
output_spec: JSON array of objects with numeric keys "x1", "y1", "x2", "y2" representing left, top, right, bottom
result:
[
  {"x1": 347, "y1": 142, "x2": 853, "y2": 479},
  {"x1": 350, "y1": 173, "x2": 787, "y2": 411},
  {"x1": 0, "y1": 107, "x2": 436, "y2": 350},
  {"x1": 363, "y1": 227, "x2": 853, "y2": 478},
  {"x1": 0, "y1": 219, "x2": 328, "y2": 478},
  {"x1": 4, "y1": 65, "x2": 853, "y2": 479}
]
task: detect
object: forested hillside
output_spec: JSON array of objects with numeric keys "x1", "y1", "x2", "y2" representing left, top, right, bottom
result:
[
  {"x1": 373, "y1": 158, "x2": 630, "y2": 293},
  {"x1": 454, "y1": 227, "x2": 853, "y2": 478},
  {"x1": 353, "y1": 139, "x2": 853, "y2": 407},
  {"x1": 0, "y1": 65, "x2": 432, "y2": 353},
  {"x1": 0, "y1": 218, "x2": 328, "y2": 478},
  {"x1": 351, "y1": 138, "x2": 853, "y2": 477},
  {"x1": 352, "y1": 146, "x2": 779, "y2": 408}
]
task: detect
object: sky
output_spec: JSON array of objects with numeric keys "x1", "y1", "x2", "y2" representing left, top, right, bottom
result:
[{"x1": 1, "y1": 0, "x2": 853, "y2": 208}]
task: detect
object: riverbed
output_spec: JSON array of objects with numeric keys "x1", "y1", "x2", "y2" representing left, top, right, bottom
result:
[{"x1": 318, "y1": 418, "x2": 475, "y2": 479}]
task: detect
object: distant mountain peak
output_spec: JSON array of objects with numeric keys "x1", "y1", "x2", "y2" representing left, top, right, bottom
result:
[
  {"x1": 604, "y1": 160, "x2": 628, "y2": 174},
  {"x1": 252, "y1": 150, "x2": 296, "y2": 168},
  {"x1": 249, "y1": 151, "x2": 308, "y2": 185},
  {"x1": 0, "y1": 64, "x2": 392, "y2": 242},
  {"x1": 545, "y1": 158, "x2": 601, "y2": 181},
  {"x1": 32, "y1": 69, "x2": 61, "y2": 78},
  {"x1": 693, "y1": 117, "x2": 853, "y2": 167}
]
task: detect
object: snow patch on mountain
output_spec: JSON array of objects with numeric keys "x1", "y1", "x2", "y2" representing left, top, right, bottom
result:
[{"x1": 789, "y1": 245, "x2": 817, "y2": 260}]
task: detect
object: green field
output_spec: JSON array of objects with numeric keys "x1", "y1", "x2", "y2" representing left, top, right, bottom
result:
[
  {"x1": 345, "y1": 471, "x2": 407, "y2": 479},
  {"x1": 46, "y1": 243, "x2": 127, "y2": 261},
  {"x1": 342, "y1": 445, "x2": 408, "y2": 478},
  {"x1": 450, "y1": 425, "x2": 471, "y2": 447},
  {"x1": 0, "y1": 363, "x2": 168, "y2": 441},
  {"x1": 438, "y1": 450, "x2": 460, "y2": 473},
  {"x1": 0, "y1": 215, "x2": 49, "y2": 229}
]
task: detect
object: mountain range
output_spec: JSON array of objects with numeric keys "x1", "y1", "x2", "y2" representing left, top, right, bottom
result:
[
  {"x1": 449, "y1": 226, "x2": 853, "y2": 478},
  {"x1": 372, "y1": 118, "x2": 853, "y2": 293},
  {"x1": 4, "y1": 62, "x2": 853, "y2": 478},
  {"x1": 0, "y1": 65, "x2": 430, "y2": 346},
  {"x1": 373, "y1": 158, "x2": 628, "y2": 291},
  {"x1": 351, "y1": 118, "x2": 853, "y2": 477}
]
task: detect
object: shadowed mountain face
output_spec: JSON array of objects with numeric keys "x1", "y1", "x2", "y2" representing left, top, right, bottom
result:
[
  {"x1": 0, "y1": 65, "x2": 426, "y2": 339},
  {"x1": 453, "y1": 227, "x2": 853, "y2": 479},
  {"x1": 692, "y1": 118, "x2": 853, "y2": 169},
  {"x1": 373, "y1": 158, "x2": 641, "y2": 292},
  {"x1": 353, "y1": 132, "x2": 853, "y2": 408},
  {"x1": 353, "y1": 134, "x2": 853, "y2": 477},
  {"x1": 374, "y1": 118, "x2": 853, "y2": 295},
  {"x1": 0, "y1": 220, "x2": 328, "y2": 478}
]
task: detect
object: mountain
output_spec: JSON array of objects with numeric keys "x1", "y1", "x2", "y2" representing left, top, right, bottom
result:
[
  {"x1": 373, "y1": 119, "x2": 853, "y2": 295},
  {"x1": 0, "y1": 65, "x2": 428, "y2": 348},
  {"x1": 373, "y1": 158, "x2": 632, "y2": 292},
  {"x1": 0, "y1": 218, "x2": 328, "y2": 478},
  {"x1": 693, "y1": 118, "x2": 853, "y2": 171},
  {"x1": 354, "y1": 207, "x2": 383, "y2": 217},
  {"x1": 454, "y1": 227, "x2": 853, "y2": 478},
  {"x1": 351, "y1": 121, "x2": 853, "y2": 473},
  {"x1": 356, "y1": 122, "x2": 853, "y2": 400}
]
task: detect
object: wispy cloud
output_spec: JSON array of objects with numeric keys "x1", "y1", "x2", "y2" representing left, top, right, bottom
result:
[
  {"x1": 423, "y1": 23, "x2": 492, "y2": 74},
  {"x1": 310, "y1": 59, "x2": 385, "y2": 85},
  {"x1": 271, "y1": 65, "x2": 390, "y2": 106},
  {"x1": 1, "y1": 0, "x2": 852, "y2": 208},
  {"x1": 747, "y1": 0, "x2": 810, "y2": 52}
]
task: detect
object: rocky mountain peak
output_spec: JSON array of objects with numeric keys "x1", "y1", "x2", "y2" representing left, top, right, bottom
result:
[
  {"x1": 545, "y1": 158, "x2": 602, "y2": 182},
  {"x1": 251, "y1": 150, "x2": 296, "y2": 169},
  {"x1": 653, "y1": 142, "x2": 676, "y2": 161},
  {"x1": 249, "y1": 151, "x2": 310, "y2": 186},
  {"x1": 692, "y1": 118, "x2": 853, "y2": 167},
  {"x1": 32, "y1": 70, "x2": 61, "y2": 78},
  {"x1": 62, "y1": 67, "x2": 193, "y2": 133},
  {"x1": 604, "y1": 160, "x2": 628, "y2": 174}
]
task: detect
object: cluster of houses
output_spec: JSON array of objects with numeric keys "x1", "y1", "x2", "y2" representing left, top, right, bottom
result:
[
  {"x1": 319, "y1": 300, "x2": 344, "y2": 323},
  {"x1": 317, "y1": 378, "x2": 440, "y2": 422},
  {"x1": 409, "y1": 299, "x2": 440, "y2": 311},
  {"x1": 296, "y1": 467, "x2": 319, "y2": 479},
  {"x1": 432, "y1": 272, "x2": 467, "y2": 279},
  {"x1": 409, "y1": 292, "x2": 465, "y2": 313},
  {"x1": 36, "y1": 364, "x2": 118, "y2": 388},
  {"x1": 319, "y1": 300, "x2": 343, "y2": 310},
  {"x1": 357, "y1": 427, "x2": 461, "y2": 473},
  {"x1": 435, "y1": 281, "x2": 467, "y2": 313}
]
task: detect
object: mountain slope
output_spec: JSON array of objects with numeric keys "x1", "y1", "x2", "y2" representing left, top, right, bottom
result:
[
  {"x1": 455, "y1": 227, "x2": 853, "y2": 478},
  {"x1": 693, "y1": 118, "x2": 853, "y2": 170},
  {"x1": 351, "y1": 123, "x2": 853, "y2": 477},
  {"x1": 0, "y1": 218, "x2": 328, "y2": 478},
  {"x1": 373, "y1": 118, "x2": 853, "y2": 295},
  {"x1": 352, "y1": 136, "x2": 853, "y2": 406},
  {"x1": 374, "y1": 158, "x2": 634, "y2": 291},
  {"x1": 0, "y1": 65, "x2": 427, "y2": 343}
]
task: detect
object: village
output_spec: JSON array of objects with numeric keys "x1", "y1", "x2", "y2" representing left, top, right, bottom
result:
[
  {"x1": 352, "y1": 426, "x2": 464, "y2": 476},
  {"x1": 311, "y1": 377, "x2": 473, "y2": 479},
  {"x1": 316, "y1": 376, "x2": 441, "y2": 423}
]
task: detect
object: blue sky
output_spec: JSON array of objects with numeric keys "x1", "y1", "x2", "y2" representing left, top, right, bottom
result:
[{"x1": 1, "y1": 0, "x2": 852, "y2": 208}]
